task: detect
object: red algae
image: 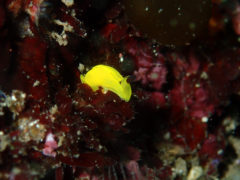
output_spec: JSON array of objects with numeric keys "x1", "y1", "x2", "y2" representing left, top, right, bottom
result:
[{"x1": 1, "y1": 0, "x2": 240, "y2": 180}]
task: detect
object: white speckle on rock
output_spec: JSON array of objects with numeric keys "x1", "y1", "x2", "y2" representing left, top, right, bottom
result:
[
  {"x1": 201, "y1": 116, "x2": 208, "y2": 123},
  {"x1": 51, "y1": 20, "x2": 74, "y2": 46},
  {"x1": 33, "y1": 80, "x2": 40, "y2": 87},
  {"x1": 187, "y1": 166, "x2": 203, "y2": 180},
  {"x1": 61, "y1": 0, "x2": 74, "y2": 7}
]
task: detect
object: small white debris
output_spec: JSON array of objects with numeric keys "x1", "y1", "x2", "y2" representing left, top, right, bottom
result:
[
  {"x1": 98, "y1": 145, "x2": 103, "y2": 150},
  {"x1": 195, "y1": 83, "x2": 200, "y2": 88},
  {"x1": 119, "y1": 53, "x2": 124, "y2": 62},
  {"x1": 61, "y1": 0, "x2": 74, "y2": 7},
  {"x1": 73, "y1": 154, "x2": 80, "y2": 158},
  {"x1": 71, "y1": 9, "x2": 76, "y2": 17},
  {"x1": 0, "y1": 133, "x2": 10, "y2": 152},
  {"x1": 173, "y1": 158, "x2": 187, "y2": 177},
  {"x1": 201, "y1": 116, "x2": 208, "y2": 123},
  {"x1": 223, "y1": 117, "x2": 237, "y2": 133},
  {"x1": 200, "y1": 72, "x2": 208, "y2": 79},
  {"x1": 163, "y1": 132, "x2": 170, "y2": 140},
  {"x1": 187, "y1": 166, "x2": 203, "y2": 180},
  {"x1": 51, "y1": 32, "x2": 68, "y2": 46},
  {"x1": 78, "y1": 63, "x2": 85, "y2": 73},
  {"x1": 10, "y1": 167, "x2": 21, "y2": 179},
  {"x1": 54, "y1": 20, "x2": 74, "y2": 32},
  {"x1": 217, "y1": 149, "x2": 223, "y2": 155},
  {"x1": 50, "y1": 105, "x2": 58, "y2": 115},
  {"x1": 33, "y1": 80, "x2": 40, "y2": 87},
  {"x1": 158, "y1": 8, "x2": 163, "y2": 13},
  {"x1": 2, "y1": 90, "x2": 27, "y2": 118},
  {"x1": 19, "y1": 17, "x2": 34, "y2": 38},
  {"x1": 51, "y1": 20, "x2": 74, "y2": 46},
  {"x1": 28, "y1": 119, "x2": 39, "y2": 127},
  {"x1": 57, "y1": 134, "x2": 65, "y2": 147},
  {"x1": 49, "y1": 105, "x2": 58, "y2": 122},
  {"x1": 77, "y1": 130, "x2": 81, "y2": 136},
  {"x1": 18, "y1": 117, "x2": 46, "y2": 142}
]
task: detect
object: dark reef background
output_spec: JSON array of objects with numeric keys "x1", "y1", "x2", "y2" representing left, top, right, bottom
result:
[{"x1": 1, "y1": 0, "x2": 240, "y2": 179}]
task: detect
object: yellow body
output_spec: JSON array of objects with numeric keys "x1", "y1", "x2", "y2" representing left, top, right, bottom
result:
[{"x1": 80, "y1": 65, "x2": 132, "y2": 102}]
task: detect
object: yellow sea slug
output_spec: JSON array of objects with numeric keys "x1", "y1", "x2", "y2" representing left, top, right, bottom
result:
[{"x1": 80, "y1": 65, "x2": 132, "y2": 102}]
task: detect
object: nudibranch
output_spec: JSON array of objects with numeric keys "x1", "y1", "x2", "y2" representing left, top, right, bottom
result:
[{"x1": 80, "y1": 65, "x2": 132, "y2": 102}]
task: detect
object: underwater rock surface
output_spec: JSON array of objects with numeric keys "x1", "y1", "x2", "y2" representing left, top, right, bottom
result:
[{"x1": 1, "y1": 0, "x2": 240, "y2": 179}]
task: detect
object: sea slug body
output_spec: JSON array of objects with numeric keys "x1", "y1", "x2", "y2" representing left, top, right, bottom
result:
[{"x1": 80, "y1": 64, "x2": 132, "y2": 102}]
